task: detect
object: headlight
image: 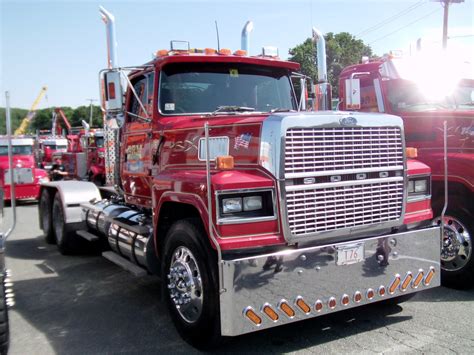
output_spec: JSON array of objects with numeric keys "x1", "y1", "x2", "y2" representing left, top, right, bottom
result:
[
  {"x1": 407, "y1": 176, "x2": 430, "y2": 199},
  {"x1": 39, "y1": 176, "x2": 50, "y2": 183},
  {"x1": 217, "y1": 190, "x2": 275, "y2": 223},
  {"x1": 222, "y1": 197, "x2": 243, "y2": 213}
]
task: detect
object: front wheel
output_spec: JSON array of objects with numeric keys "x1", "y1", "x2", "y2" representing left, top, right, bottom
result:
[
  {"x1": 162, "y1": 219, "x2": 221, "y2": 349},
  {"x1": 433, "y1": 204, "x2": 474, "y2": 289}
]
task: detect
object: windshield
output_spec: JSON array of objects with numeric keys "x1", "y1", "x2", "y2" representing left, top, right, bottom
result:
[
  {"x1": 159, "y1": 62, "x2": 296, "y2": 115},
  {"x1": 95, "y1": 136, "x2": 104, "y2": 148},
  {"x1": 386, "y1": 79, "x2": 474, "y2": 113},
  {"x1": 0, "y1": 145, "x2": 33, "y2": 156}
]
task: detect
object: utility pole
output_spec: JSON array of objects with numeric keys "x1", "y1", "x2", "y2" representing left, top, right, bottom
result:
[
  {"x1": 86, "y1": 99, "x2": 97, "y2": 126},
  {"x1": 433, "y1": 0, "x2": 464, "y2": 50}
]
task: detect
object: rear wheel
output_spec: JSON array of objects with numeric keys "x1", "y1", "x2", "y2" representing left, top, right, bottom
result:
[
  {"x1": 163, "y1": 219, "x2": 221, "y2": 349},
  {"x1": 39, "y1": 189, "x2": 55, "y2": 244},
  {"x1": 433, "y1": 203, "x2": 474, "y2": 289},
  {"x1": 52, "y1": 194, "x2": 83, "y2": 255}
]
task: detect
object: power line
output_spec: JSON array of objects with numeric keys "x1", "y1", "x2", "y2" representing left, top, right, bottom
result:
[
  {"x1": 357, "y1": 0, "x2": 425, "y2": 37},
  {"x1": 369, "y1": 7, "x2": 442, "y2": 45}
]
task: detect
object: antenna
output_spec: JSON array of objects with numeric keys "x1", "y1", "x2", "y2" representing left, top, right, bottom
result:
[{"x1": 215, "y1": 21, "x2": 220, "y2": 51}]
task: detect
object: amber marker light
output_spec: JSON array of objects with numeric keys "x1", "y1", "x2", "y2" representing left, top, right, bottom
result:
[
  {"x1": 262, "y1": 304, "x2": 279, "y2": 322},
  {"x1": 401, "y1": 272, "x2": 413, "y2": 291},
  {"x1": 295, "y1": 297, "x2": 311, "y2": 314},
  {"x1": 389, "y1": 275, "x2": 401, "y2": 294},
  {"x1": 328, "y1": 297, "x2": 337, "y2": 309},
  {"x1": 424, "y1": 267, "x2": 436, "y2": 286},
  {"x1": 156, "y1": 49, "x2": 169, "y2": 57},
  {"x1": 378, "y1": 286, "x2": 386, "y2": 297},
  {"x1": 218, "y1": 48, "x2": 232, "y2": 55},
  {"x1": 366, "y1": 288, "x2": 375, "y2": 300},
  {"x1": 204, "y1": 48, "x2": 216, "y2": 55},
  {"x1": 216, "y1": 156, "x2": 234, "y2": 170},
  {"x1": 244, "y1": 307, "x2": 262, "y2": 325},
  {"x1": 341, "y1": 294, "x2": 350, "y2": 306},
  {"x1": 315, "y1": 300, "x2": 323, "y2": 312},
  {"x1": 412, "y1": 270, "x2": 424, "y2": 288},
  {"x1": 279, "y1": 300, "x2": 296, "y2": 318},
  {"x1": 354, "y1": 291, "x2": 362, "y2": 303},
  {"x1": 406, "y1": 147, "x2": 418, "y2": 158},
  {"x1": 234, "y1": 49, "x2": 247, "y2": 56}
]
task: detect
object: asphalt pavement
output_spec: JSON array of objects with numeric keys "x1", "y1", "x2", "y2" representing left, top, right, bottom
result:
[{"x1": 4, "y1": 204, "x2": 474, "y2": 354}]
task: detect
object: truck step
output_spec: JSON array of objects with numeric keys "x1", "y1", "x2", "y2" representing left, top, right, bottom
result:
[
  {"x1": 76, "y1": 230, "x2": 100, "y2": 242},
  {"x1": 102, "y1": 251, "x2": 147, "y2": 277}
]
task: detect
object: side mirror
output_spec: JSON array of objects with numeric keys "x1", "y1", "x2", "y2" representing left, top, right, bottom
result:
[
  {"x1": 101, "y1": 70, "x2": 124, "y2": 129},
  {"x1": 345, "y1": 78, "x2": 361, "y2": 110}
]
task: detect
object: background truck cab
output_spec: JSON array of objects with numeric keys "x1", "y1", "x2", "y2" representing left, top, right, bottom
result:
[
  {"x1": 0, "y1": 137, "x2": 49, "y2": 200},
  {"x1": 339, "y1": 53, "x2": 474, "y2": 288}
]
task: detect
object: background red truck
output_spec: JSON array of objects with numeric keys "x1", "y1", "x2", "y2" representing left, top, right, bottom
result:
[
  {"x1": 37, "y1": 8, "x2": 441, "y2": 348},
  {"x1": 0, "y1": 137, "x2": 49, "y2": 200},
  {"x1": 338, "y1": 53, "x2": 474, "y2": 288}
]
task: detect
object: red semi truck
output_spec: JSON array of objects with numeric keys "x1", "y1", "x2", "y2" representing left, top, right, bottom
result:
[
  {"x1": 38, "y1": 9, "x2": 441, "y2": 348},
  {"x1": 0, "y1": 136, "x2": 49, "y2": 200},
  {"x1": 339, "y1": 53, "x2": 473, "y2": 288}
]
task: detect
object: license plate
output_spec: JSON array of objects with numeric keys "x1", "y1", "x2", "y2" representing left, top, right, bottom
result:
[{"x1": 336, "y1": 243, "x2": 365, "y2": 266}]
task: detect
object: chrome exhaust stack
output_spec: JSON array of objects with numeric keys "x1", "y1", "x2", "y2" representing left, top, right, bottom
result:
[
  {"x1": 99, "y1": 6, "x2": 119, "y2": 69},
  {"x1": 241, "y1": 20, "x2": 254, "y2": 55},
  {"x1": 312, "y1": 27, "x2": 332, "y2": 110}
]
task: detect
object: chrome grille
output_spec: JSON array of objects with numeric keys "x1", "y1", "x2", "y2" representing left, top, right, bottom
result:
[
  {"x1": 285, "y1": 127, "x2": 403, "y2": 177},
  {"x1": 4, "y1": 168, "x2": 34, "y2": 184},
  {"x1": 286, "y1": 180, "x2": 403, "y2": 235}
]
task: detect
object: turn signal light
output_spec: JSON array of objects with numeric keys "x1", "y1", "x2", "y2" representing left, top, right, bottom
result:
[
  {"x1": 315, "y1": 300, "x2": 323, "y2": 312},
  {"x1": 279, "y1": 301, "x2": 296, "y2": 318},
  {"x1": 406, "y1": 147, "x2": 418, "y2": 158},
  {"x1": 389, "y1": 275, "x2": 401, "y2": 294},
  {"x1": 412, "y1": 270, "x2": 424, "y2": 288},
  {"x1": 216, "y1": 155, "x2": 234, "y2": 170},
  {"x1": 401, "y1": 272, "x2": 413, "y2": 291},
  {"x1": 205, "y1": 48, "x2": 216, "y2": 55},
  {"x1": 295, "y1": 297, "x2": 311, "y2": 314},
  {"x1": 218, "y1": 48, "x2": 232, "y2": 55},
  {"x1": 424, "y1": 267, "x2": 435, "y2": 286},
  {"x1": 244, "y1": 307, "x2": 262, "y2": 325},
  {"x1": 262, "y1": 304, "x2": 279, "y2": 321}
]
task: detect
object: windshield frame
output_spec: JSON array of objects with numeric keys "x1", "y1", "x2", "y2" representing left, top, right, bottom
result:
[{"x1": 157, "y1": 62, "x2": 297, "y2": 117}]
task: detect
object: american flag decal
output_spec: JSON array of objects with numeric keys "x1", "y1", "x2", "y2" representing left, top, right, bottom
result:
[{"x1": 234, "y1": 133, "x2": 252, "y2": 150}]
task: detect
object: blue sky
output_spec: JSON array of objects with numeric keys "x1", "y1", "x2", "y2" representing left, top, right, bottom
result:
[{"x1": 1, "y1": 0, "x2": 473, "y2": 109}]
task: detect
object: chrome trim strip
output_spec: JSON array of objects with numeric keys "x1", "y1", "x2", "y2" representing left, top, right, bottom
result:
[
  {"x1": 286, "y1": 176, "x2": 403, "y2": 192},
  {"x1": 286, "y1": 166, "x2": 403, "y2": 179}
]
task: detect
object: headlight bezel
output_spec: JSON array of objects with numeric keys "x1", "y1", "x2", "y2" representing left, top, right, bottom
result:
[
  {"x1": 216, "y1": 188, "x2": 276, "y2": 225},
  {"x1": 407, "y1": 174, "x2": 431, "y2": 201}
]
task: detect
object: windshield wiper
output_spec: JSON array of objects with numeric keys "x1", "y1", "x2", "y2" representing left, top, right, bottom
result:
[
  {"x1": 209, "y1": 106, "x2": 255, "y2": 116},
  {"x1": 270, "y1": 108, "x2": 294, "y2": 113}
]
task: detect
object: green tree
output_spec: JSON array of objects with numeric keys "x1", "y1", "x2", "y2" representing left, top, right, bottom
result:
[
  {"x1": 71, "y1": 105, "x2": 103, "y2": 128},
  {"x1": 289, "y1": 32, "x2": 374, "y2": 98},
  {"x1": 0, "y1": 108, "x2": 28, "y2": 134}
]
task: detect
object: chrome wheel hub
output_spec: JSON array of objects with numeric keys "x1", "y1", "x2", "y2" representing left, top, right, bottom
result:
[
  {"x1": 433, "y1": 215, "x2": 472, "y2": 271},
  {"x1": 167, "y1": 246, "x2": 203, "y2": 323}
]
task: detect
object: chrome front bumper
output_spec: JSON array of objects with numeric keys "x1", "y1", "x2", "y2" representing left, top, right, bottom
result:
[{"x1": 220, "y1": 226, "x2": 441, "y2": 336}]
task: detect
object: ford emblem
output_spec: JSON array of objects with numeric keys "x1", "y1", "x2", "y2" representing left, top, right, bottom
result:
[{"x1": 340, "y1": 116, "x2": 357, "y2": 126}]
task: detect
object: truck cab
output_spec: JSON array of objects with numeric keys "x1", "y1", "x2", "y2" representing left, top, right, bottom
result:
[
  {"x1": 37, "y1": 136, "x2": 68, "y2": 169},
  {"x1": 0, "y1": 137, "x2": 49, "y2": 200},
  {"x1": 339, "y1": 54, "x2": 474, "y2": 287}
]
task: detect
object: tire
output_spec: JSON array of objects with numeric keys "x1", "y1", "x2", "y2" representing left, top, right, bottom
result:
[
  {"x1": 433, "y1": 202, "x2": 474, "y2": 289},
  {"x1": 0, "y1": 274, "x2": 9, "y2": 355},
  {"x1": 162, "y1": 219, "x2": 221, "y2": 349},
  {"x1": 39, "y1": 189, "x2": 55, "y2": 244},
  {"x1": 52, "y1": 194, "x2": 83, "y2": 255}
]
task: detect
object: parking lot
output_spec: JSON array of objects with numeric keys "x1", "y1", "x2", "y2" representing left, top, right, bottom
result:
[{"x1": 4, "y1": 203, "x2": 474, "y2": 354}]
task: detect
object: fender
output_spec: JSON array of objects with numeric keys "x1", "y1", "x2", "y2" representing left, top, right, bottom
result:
[{"x1": 41, "y1": 181, "x2": 101, "y2": 224}]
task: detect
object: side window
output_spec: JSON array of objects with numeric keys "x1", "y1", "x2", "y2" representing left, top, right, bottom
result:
[{"x1": 128, "y1": 73, "x2": 154, "y2": 122}]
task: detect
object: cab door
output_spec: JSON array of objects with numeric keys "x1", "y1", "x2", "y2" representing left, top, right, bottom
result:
[{"x1": 121, "y1": 72, "x2": 155, "y2": 207}]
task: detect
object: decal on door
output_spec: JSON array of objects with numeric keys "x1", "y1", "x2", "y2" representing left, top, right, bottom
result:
[{"x1": 125, "y1": 144, "x2": 145, "y2": 173}]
